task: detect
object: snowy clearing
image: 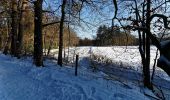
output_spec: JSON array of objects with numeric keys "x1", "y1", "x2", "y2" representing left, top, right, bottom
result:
[
  {"x1": 51, "y1": 46, "x2": 170, "y2": 80},
  {"x1": 0, "y1": 46, "x2": 170, "y2": 100}
]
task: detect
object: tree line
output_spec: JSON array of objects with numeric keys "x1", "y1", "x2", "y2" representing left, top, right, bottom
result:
[
  {"x1": 79, "y1": 25, "x2": 138, "y2": 46},
  {"x1": 79, "y1": 25, "x2": 170, "y2": 46}
]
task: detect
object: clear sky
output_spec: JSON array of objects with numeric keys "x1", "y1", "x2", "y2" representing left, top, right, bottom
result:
[
  {"x1": 44, "y1": 0, "x2": 116, "y2": 39},
  {"x1": 66, "y1": 0, "x2": 116, "y2": 39}
]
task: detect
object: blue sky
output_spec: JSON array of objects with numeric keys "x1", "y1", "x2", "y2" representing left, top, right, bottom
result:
[
  {"x1": 44, "y1": 0, "x2": 116, "y2": 39},
  {"x1": 76, "y1": 2, "x2": 115, "y2": 39}
]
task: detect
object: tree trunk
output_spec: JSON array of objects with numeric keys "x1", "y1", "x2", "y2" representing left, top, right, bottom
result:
[
  {"x1": 134, "y1": 1, "x2": 147, "y2": 86},
  {"x1": 58, "y1": 0, "x2": 66, "y2": 66},
  {"x1": 0, "y1": 33, "x2": 2, "y2": 50},
  {"x1": 16, "y1": 0, "x2": 27, "y2": 58},
  {"x1": 3, "y1": 19, "x2": 11, "y2": 55},
  {"x1": 11, "y1": 0, "x2": 18, "y2": 56},
  {"x1": 144, "y1": 0, "x2": 152, "y2": 89},
  {"x1": 44, "y1": 31, "x2": 47, "y2": 56},
  {"x1": 67, "y1": 23, "x2": 71, "y2": 64},
  {"x1": 47, "y1": 32, "x2": 55, "y2": 56},
  {"x1": 34, "y1": 0, "x2": 43, "y2": 66},
  {"x1": 141, "y1": 1, "x2": 146, "y2": 77}
]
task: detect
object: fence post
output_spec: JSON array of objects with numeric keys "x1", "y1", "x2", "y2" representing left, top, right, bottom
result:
[{"x1": 75, "y1": 55, "x2": 79, "y2": 76}]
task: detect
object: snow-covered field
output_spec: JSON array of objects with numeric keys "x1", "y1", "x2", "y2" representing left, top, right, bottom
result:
[
  {"x1": 71, "y1": 46, "x2": 157, "y2": 69},
  {"x1": 0, "y1": 46, "x2": 170, "y2": 100},
  {"x1": 0, "y1": 53, "x2": 151, "y2": 100},
  {"x1": 52, "y1": 46, "x2": 158, "y2": 69},
  {"x1": 52, "y1": 46, "x2": 170, "y2": 80}
]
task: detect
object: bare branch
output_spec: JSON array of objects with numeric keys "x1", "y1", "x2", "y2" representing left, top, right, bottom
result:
[
  {"x1": 133, "y1": 27, "x2": 161, "y2": 50},
  {"x1": 42, "y1": 10, "x2": 55, "y2": 14},
  {"x1": 42, "y1": 21, "x2": 70, "y2": 28},
  {"x1": 148, "y1": 14, "x2": 170, "y2": 29},
  {"x1": 112, "y1": 0, "x2": 118, "y2": 18}
]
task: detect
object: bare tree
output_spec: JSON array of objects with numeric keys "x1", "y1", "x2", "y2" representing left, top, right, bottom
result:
[
  {"x1": 144, "y1": 0, "x2": 152, "y2": 89},
  {"x1": 11, "y1": 0, "x2": 18, "y2": 56},
  {"x1": 16, "y1": 0, "x2": 28, "y2": 58},
  {"x1": 33, "y1": 0, "x2": 43, "y2": 66},
  {"x1": 112, "y1": 0, "x2": 170, "y2": 90},
  {"x1": 58, "y1": 0, "x2": 67, "y2": 66}
]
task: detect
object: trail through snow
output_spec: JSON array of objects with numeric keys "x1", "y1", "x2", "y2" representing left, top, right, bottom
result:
[{"x1": 0, "y1": 53, "x2": 150, "y2": 100}]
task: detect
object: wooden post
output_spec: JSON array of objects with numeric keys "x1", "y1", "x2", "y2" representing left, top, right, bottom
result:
[{"x1": 75, "y1": 55, "x2": 79, "y2": 76}]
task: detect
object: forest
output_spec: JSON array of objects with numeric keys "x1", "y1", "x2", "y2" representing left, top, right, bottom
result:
[{"x1": 0, "y1": 0, "x2": 170, "y2": 100}]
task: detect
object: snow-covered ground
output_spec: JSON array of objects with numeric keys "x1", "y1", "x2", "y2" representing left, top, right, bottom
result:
[
  {"x1": 53, "y1": 46, "x2": 169, "y2": 81},
  {"x1": 52, "y1": 46, "x2": 158, "y2": 69},
  {"x1": 52, "y1": 46, "x2": 170, "y2": 99},
  {"x1": 0, "y1": 52, "x2": 152, "y2": 100},
  {"x1": 0, "y1": 46, "x2": 170, "y2": 100}
]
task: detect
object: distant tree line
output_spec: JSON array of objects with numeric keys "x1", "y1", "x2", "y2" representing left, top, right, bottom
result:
[
  {"x1": 79, "y1": 25, "x2": 170, "y2": 46},
  {"x1": 79, "y1": 25, "x2": 138, "y2": 46},
  {"x1": 79, "y1": 38, "x2": 94, "y2": 46}
]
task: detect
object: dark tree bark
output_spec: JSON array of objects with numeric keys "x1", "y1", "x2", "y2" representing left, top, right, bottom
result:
[
  {"x1": 34, "y1": 0, "x2": 43, "y2": 66},
  {"x1": 144, "y1": 0, "x2": 152, "y2": 89},
  {"x1": 58, "y1": 0, "x2": 66, "y2": 66},
  {"x1": 16, "y1": 0, "x2": 27, "y2": 58},
  {"x1": 11, "y1": 0, "x2": 18, "y2": 56},
  {"x1": 133, "y1": 0, "x2": 153, "y2": 89},
  {"x1": 141, "y1": 1, "x2": 146, "y2": 78},
  {"x1": 112, "y1": 0, "x2": 118, "y2": 18}
]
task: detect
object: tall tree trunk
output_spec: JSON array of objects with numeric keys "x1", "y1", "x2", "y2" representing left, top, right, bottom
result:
[
  {"x1": 3, "y1": 19, "x2": 11, "y2": 55},
  {"x1": 141, "y1": 0, "x2": 146, "y2": 77},
  {"x1": 16, "y1": 0, "x2": 27, "y2": 58},
  {"x1": 67, "y1": 23, "x2": 71, "y2": 64},
  {"x1": 0, "y1": 33, "x2": 2, "y2": 50},
  {"x1": 34, "y1": 0, "x2": 43, "y2": 66},
  {"x1": 11, "y1": 0, "x2": 18, "y2": 56},
  {"x1": 134, "y1": 1, "x2": 147, "y2": 84},
  {"x1": 144, "y1": 0, "x2": 152, "y2": 89},
  {"x1": 44, "y1": 31, "x2": 47, "y2": 56},
  {"x1": 47, "y1": 35, "x2": 54, "y2": 56},
  {"x1": 58, "y1": 0, "x2": 66, "y2": 66}
]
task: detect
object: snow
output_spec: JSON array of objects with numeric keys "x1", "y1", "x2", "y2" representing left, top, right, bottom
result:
[
  {"x1": 143, "y1": 88, "x2": 159, "y2": 99},
  {"x1": 66, "y1": 46, "x2": 156, "y2": 68},
  {"x1": 0, "y1": 46, "x2": 170, "y2": 100},
  {"x1": 60, "y1": 46, "x2": 170, "y2": 80},
  {"x1": 50, "y1": 46, "x2": 170, "y2": 82},
  {"x1": 0, "y1": 53, "x2": 150, "y2": 100}
]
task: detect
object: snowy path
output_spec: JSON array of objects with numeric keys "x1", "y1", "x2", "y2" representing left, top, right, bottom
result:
[{"x1": 0, "y1": 54, "x2": 150, "y2": 100}]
